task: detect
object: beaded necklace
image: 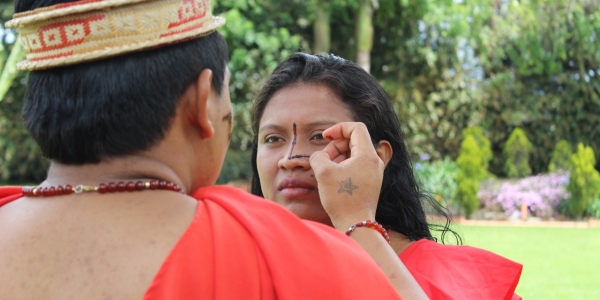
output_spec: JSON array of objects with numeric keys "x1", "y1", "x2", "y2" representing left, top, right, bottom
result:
[{"x1": 22, "y1": 180, "x2": 184, "y2": 197}]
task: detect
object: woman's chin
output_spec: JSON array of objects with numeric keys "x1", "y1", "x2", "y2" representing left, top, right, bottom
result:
[{"x1": 285, "y1": 202, "x2": 333, "y2": 226}]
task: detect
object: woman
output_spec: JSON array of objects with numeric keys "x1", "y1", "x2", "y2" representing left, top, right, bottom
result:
[
  {"x1": 251, "y1": 52, "x2": 523, "y2": 300},
  {"x1": 0, "y1": 1, "x2": 411, "y2": 299}
]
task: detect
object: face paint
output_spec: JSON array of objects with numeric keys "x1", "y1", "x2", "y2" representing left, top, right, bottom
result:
[{"x1": 288, "y1": 122, "x2": 310, "y2": 160}]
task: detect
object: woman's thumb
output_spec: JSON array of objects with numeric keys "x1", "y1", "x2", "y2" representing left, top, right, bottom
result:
[{"x1": 309, "y1": 150, "x2": 335, "y2": 177}]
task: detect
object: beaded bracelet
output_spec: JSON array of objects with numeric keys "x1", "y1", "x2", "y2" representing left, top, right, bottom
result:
[{"x1": 345, "y1": 220, "x2": 391, "y2": 244}]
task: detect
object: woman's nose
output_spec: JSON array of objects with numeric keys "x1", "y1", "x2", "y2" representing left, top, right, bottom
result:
[{"x1": 278, "y1": 140, "x2": 312, "y2": 170}]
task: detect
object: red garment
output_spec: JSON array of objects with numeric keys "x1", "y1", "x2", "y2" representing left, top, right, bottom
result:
[
  {"x1": 1, "y1": 185, "x2": 400, "y2": 300},
  {"x1": 400, "y1": 239, "x2": 522, "y2": 300},
  {"x1": 0, "y1": 186, "x2": 22, "y2": 205}
]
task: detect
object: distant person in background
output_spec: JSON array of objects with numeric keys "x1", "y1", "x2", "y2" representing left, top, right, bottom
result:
[
  {"x1": 0, "y1": 1, "x2": 421, "y2": 299},
  {"x1": 251, "y1": 52, "x2": 523, "y2": 300}
]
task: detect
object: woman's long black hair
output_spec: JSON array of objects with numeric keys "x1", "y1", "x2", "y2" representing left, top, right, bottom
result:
[{"x1": 250, "y1": 53, "x2": 460, "y2": 244}]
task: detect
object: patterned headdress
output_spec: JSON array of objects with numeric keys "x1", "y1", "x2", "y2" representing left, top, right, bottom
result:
[{"x1": 5, "y1": 0, "x2": 225, "y2": 70}]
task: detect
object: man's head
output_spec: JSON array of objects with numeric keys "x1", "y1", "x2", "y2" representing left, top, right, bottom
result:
[{"x1": 12, "y1": 0, "x2": 229, "y2": 164}]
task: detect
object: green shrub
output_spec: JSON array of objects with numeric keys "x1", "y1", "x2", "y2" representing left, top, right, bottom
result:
[
  {"x1": 414, "y1": 157, "x2": 459, "y2": 205},
  {"x1": 461, "y1": 127, "x2": 493, "y2": 179},
  {"x1": 455, "y1": 135, "x2": 483, "y2": 218},
  {"x1": 217, "y1": 149, "x2": 252, "y2": 184},
  {"x1": 567, "y1": 143, "x2": 600, "y2": 219},
  {"x1": 0, "y1": 69, "x2": 48, "y2": 183},
  {"x1": 548, "y1": 140, "x2": 573, "y2": 172},
  {"x1": 462, "y1": 126, "x2": 493, "y2": 169},
  {"x1": 503, "y1": 127, "x2": 533, "y2": 178},
  {"x1": 587, "y1": 198, "x2": 600, "y2": 219},
  {"x1": 455, "y1": 177, "x2": 479, "y2": 218}
]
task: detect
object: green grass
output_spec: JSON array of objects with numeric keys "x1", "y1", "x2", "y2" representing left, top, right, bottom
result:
[{"x1": 450, "y1": 225, "x2": 600, "y2": 299}]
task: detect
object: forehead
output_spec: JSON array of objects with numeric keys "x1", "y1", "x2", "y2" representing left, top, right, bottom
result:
[{"x1": 259, "y1": 83, "x2": 355, "y2": 127}]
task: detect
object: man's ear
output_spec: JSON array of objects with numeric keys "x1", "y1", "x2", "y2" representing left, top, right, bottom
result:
[
  {"x1": 186, "y1": 69, "x2": 214, "y2": 139},
  {"x1": 375, "y1": 140, "x2": 393, "y2": 167}
]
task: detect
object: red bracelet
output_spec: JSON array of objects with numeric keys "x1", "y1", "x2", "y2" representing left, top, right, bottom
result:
[{"x1": 345, "y1": 220, "x2": 391, "y2": 244}]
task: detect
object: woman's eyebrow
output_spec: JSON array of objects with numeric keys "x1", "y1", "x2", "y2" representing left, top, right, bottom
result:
[
  {"x1": 258, "y1": 124, "x2": 286, "y2": 133},
  {"x1": 259, "y1": 120, "x2": 338, "y2": 134},
  {"x1": 303, "y1": 120, "x2": 338, "y2": 128}
]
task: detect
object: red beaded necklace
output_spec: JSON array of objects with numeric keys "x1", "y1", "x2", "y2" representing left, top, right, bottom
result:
[{"x1": 22, "y1": 180, "x2": 184, "y2": 197}]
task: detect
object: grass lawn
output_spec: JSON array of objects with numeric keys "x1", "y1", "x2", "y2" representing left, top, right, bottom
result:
[{"x1": 450, "y1": 225, "x2": 600, "y2": 299}]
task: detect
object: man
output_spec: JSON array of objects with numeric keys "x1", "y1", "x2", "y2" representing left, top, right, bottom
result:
[{"x1": 0, "y1": 0, "x2": 406, "y2": 299}]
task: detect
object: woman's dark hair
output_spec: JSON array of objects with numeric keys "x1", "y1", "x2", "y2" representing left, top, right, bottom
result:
[
  {"x1": 17, "y1": 0, "x2": 228, "y2": 164},
  {"x1": 250, "y1": 53, "x2": 460, "y2": 244}
]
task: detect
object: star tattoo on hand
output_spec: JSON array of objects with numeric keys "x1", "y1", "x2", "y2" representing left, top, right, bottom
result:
[{"x1": 338, "y1": 177, "x2": 358, "y2": 195}]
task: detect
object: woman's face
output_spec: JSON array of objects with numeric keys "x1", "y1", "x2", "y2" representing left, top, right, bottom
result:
[{"x1": 256, "y1": 83, "x2": 355, "y2": 225}]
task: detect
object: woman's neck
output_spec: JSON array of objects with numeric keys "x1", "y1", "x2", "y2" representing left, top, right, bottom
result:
[{"x1": 389, "y1": 230, "x2": 414, "y2": 255}]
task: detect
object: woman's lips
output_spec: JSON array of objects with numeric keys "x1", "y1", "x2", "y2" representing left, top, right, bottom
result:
[
  {"x1": 278, "y1": 179, "x2": 316, "y2": 197},
  {"x1": 279, "y1": 187, "x2": 314, "y2": 198}
]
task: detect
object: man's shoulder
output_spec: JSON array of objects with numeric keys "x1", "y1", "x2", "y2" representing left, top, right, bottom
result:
[
  {"x1": 190, "y1": 185, "x2": 400, "y2": 299},
  {"x1": 191, "y1": 185, "x2": 339, "y2": 240}
]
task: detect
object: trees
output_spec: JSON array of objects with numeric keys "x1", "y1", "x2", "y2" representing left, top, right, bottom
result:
[
  {"x1": 478, "y1": 0, "x2": 600, "y2": 175},
  {"x1": 371, "y1": 0, "x2": 489, "y2": 162},
  {"x1": 355, "y1": 0, "x2": 375, "y2": 72},
  {"x1": 0, "y1": 1, "x2": 48, "y2": 183},
  {"x1": 0, "y1": 0, "x2": 598, "y2": 185},
  {"x1": 313, "y1": 0, "x2": 331, "y2": 53}
]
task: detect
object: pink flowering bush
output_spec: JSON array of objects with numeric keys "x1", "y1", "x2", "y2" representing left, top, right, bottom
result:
[{"x1": 478, "y1": 172, "x2": 570, "y2": 218}]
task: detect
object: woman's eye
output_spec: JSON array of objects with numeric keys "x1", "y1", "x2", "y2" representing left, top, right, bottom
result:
[
  {"x1": 310, "y1": 133, "x2": 325, "y2": 140},
  {"x1": 264, "y1": 136, "x2": 281, "y2": 143}
]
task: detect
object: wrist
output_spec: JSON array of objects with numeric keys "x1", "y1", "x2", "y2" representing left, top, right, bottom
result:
[
  {"x1": 344, "y1": 220, "x2": 390, "y2": 244},
  {"x1": 331, "y1": 214, "x2": 376, "y2": 232}
]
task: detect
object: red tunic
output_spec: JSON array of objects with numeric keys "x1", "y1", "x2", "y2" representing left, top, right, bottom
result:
[
  {"x1": 1, "y1": 185, "x2": 400, "y2": 300},
  {"x1": 400, "y1": 238, "x2": 522, "y2": 300}
]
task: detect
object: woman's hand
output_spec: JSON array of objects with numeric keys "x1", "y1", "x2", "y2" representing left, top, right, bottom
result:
[
  {"x1": 309, "y1": 121, "x2": 429, "y2": 300},
  {"x1": 309, "y1": 122, "x2": 384, "y2": 231}
]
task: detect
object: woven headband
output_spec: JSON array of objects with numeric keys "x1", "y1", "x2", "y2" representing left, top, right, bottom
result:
[{"x1": 5, "y1": 0, "x2": 225, "y2": 70}]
